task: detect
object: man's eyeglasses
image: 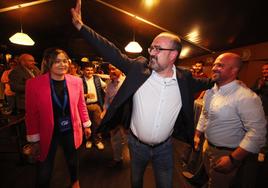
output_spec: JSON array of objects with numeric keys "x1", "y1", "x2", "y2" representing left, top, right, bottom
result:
[{"x1": 148, "y1": 46, "x2": 177, "y2": 54}]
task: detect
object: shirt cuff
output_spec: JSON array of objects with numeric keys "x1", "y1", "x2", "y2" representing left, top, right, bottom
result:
[
  {"x1": 27, "y1": 134, "x2": 40, "y2": 143},
  {"x1": 239, "y1": 140, "x2": 263, "y2": 154},
  {"x1": 83, "y1": 120, "x2": 92, "y2": 128}
]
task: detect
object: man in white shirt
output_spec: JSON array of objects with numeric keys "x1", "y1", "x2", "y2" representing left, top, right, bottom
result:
[
  {"x1": 71, "y1": 1, "x2": 214, "y2": 187},
  {"x1": 195, "y1": 53, "x2": 267, "y2": 188}
]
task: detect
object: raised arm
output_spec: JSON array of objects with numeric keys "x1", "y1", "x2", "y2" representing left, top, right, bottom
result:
[
  {"x1": 70, "y1": 0, "x2": 136, "y2": 74},
  {"x1": 71, "y1": 0, "x2": 83, "y2": 30}
]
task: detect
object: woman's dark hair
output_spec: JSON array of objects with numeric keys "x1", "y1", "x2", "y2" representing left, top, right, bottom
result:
[{"x1": 41, "y1": 48, "x2": 69, "y2": 74}]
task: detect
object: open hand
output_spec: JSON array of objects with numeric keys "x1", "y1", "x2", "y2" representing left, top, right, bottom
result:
[{"x1": 71, "y1": 0, "x2": 83, "y2": 30}]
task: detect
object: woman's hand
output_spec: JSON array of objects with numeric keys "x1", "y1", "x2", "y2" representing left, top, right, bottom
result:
[
  {"x1": 84, "y1": 127, "x2": 91, "y2": 139},
  {"x1": 30, "y1": 142, "x2": 40, "y2": 159}
]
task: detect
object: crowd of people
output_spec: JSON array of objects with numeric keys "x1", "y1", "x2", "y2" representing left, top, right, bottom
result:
[{"x1": 0, "y1": 0, "x2": 267, "y2": 188}]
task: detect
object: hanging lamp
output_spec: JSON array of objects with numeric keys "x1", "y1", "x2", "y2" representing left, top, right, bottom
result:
[
  {"x1": 9, "y1": 6, "x2": 35, "y2": 46},
  {"x1": 125, "y1": 29, "x2": 142, "y2": 53}
]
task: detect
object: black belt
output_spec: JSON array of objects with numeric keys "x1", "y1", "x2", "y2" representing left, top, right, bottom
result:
[
  {"x1": 207, "y1": 140, "x2": 235, "y2": 151},
  {"x1": 129, "y1": 130, "x2": 170, "y2": 148}
]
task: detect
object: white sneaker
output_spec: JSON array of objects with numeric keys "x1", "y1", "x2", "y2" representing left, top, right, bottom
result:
[
  {"x1": 86, "y1": 141, "x2": 92, "y2": 149},
  {"x1": 95, "y1": 142, "x2": 105, "y2": 150}
]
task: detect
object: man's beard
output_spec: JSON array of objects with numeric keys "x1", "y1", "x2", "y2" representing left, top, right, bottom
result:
[
  {"x1": 148, "y1": 55, "x2": 162, "y2": 72},
  {"x1": 211, "y1": 72, "x2": 220, "y2": 82}
]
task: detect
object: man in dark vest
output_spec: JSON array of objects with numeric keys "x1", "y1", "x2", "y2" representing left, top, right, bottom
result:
[{"x1": 81, "y1": 61, "x2": 106, "y2": 150}]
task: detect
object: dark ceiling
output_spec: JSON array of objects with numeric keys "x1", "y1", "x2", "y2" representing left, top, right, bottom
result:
[{"x1": 0, "y1": 0, "x2": 267, "y2": 63}]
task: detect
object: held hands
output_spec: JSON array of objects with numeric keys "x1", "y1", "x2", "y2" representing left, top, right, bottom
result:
[
  {"x1": 86, "y1": 93, "x2": 96, "y2": 99},
  {"x1": 71, "y1": 0, "x2": 83, "y2": 30}
]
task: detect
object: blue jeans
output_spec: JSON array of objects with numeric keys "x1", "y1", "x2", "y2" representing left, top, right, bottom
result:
[{"x1": 128, "y1": 133, "x2": 173, "y2": 188}]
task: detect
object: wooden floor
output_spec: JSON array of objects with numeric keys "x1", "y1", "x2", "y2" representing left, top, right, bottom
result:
[
  {"x1": 0, "y1": 130, "x2": 195, "y2": 188},
  {"x1": 1, "y1": 130, "x2": 267, "y2": 188}
]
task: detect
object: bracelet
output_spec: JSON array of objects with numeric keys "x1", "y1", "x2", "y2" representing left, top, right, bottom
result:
[{"x1": 228, "y1": 154, "x2": 241, "y2": 166}]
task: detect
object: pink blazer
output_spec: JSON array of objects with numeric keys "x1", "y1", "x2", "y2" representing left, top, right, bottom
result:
[{"x1": 25, "y1": 73, "x2": 90, "y2": 161}]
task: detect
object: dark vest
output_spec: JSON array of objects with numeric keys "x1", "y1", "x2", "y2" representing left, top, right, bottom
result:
[{"x1": 82, "y1": 75, "x2": 105, "y2": 109}]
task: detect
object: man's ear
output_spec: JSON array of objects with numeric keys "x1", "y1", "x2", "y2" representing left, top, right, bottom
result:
[
  {"x1": 170, "y1": 51, "x2": 179, "y2": 61},
  {"x1": 231, "y1": 67, "x2": 239, "y2": 75}
]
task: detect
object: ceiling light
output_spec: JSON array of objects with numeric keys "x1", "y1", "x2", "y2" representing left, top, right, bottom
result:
[
  {"x1": 0, "y1": 0, "x2": 52, "y2": 13},
  {"x1": 9, "y1": 32, "x2": 35, "y2": 46},
  {"x1": 125, "y1": 41, "x2": 143, "y2": 53},
  {"x1": 185, "y1": 27, "x2": 201, "y2": 43},
  {"x1": 9, "y1": 6, "x2": 35, "y2": 46},
  {"x1": 142, "y1": 0, "x2": 160, "y2": 9},
  {"x1": 125, "y1": 29, "x2": 143, "y2": 53},
  {"x1": 180, "y1": 47, "x2": 190, "y2": 59}
]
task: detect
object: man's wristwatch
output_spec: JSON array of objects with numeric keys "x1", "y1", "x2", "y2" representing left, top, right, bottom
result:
[{"x1": 228, "y1": 154, "x2": 241, "y2": 166}]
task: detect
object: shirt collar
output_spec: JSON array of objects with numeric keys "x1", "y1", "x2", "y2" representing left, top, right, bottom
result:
[
  {"x1": 212, "y1": 80, "x2": 238, "y2": 93},
  {"x1": 152, "y1": 65, "x2": 177, "y2": 82}
]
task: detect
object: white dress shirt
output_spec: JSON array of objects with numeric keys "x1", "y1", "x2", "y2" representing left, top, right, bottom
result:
[
  {"x1": 197, "y1": 80, "x2": 267, "y2": 153},
  {"x1": 130, "y1": 65, "x2": 182, "y2": 145}
]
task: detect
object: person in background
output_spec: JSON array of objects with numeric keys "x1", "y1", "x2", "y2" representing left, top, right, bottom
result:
[
  {"x1": 195, "y1": 53, "x2": 267, "y2": 188},
  {"x1": 81, "y1": 61, "x2": 106, "y2": 150},
  {"x1": 69, "y1": 61, "x2": 81, "y2": 77},
  {"x1": 192, "y1": 61, "x2": 207, "y2": 78},
  {"x1": 192, "y1": 61, "x2": 208, "y2": 99},
  {"x1": 25, "y1": 48, "x2": 91, "y2": 188},
  {"x1": 101, "y1": 64, "x2": 126, "y2": 168},
  {"x1": 71, "y1": 1, "x2": 214, "y2": 187},
  {"x1": 9, "y1": 53, "x2": 41, "y2": 113},
  {"x1": 1, "y1": 58, "x2": 17, "y2": 112},
  {"x1": 252, "y1": 62, "x2": 268, "y2": 116}
]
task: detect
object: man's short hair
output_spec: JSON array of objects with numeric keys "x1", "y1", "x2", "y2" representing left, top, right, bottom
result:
[
  {"x1": 81, "y1": 61, "x2": 94, "y2": 70},
  {"x1": 195, "y1": 61, "x2": 205, "y2": 66},
  {"x1": 156, "y1": 32, "x2": 182, "y2": 54}
]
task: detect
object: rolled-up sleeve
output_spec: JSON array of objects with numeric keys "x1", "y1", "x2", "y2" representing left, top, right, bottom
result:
[{"x1": 238, "y1": 94, "x2": 267, "y2": 153}]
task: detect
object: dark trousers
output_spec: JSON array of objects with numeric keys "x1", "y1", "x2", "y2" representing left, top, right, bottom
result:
[
  {"x1": 204, "y1": 143, "x2": 258, "y2": 188},
  {"x1": 36, "y1": 131, "x2": 78, "y2": 188}
]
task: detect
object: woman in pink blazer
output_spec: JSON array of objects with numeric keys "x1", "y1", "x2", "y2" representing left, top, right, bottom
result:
[{"x1": 25, "y1": 48, "x2": 91, "y2": 188}]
